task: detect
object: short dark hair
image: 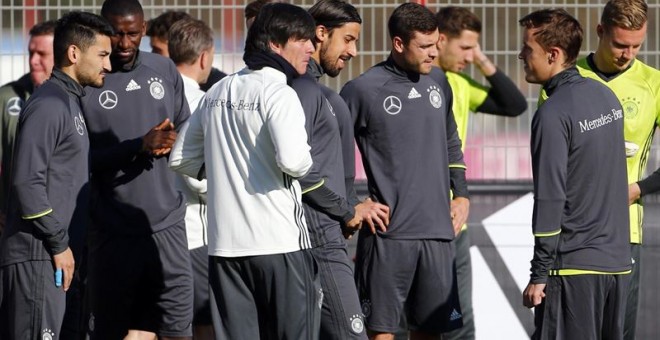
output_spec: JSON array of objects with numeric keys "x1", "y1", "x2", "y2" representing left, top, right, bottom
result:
[
  {"x1": 308, "y1": 0, "x2": 361, "y2": 31},
  {"x1": 53, "y1": 11, "x2": 114, "y2": 68},
  {"x1": 101, "y1": 0, "x2": 143, "y2": 19},
  {"x1": 388, "y1": 3, "x2": 437, "y2": 45},
  {"x1": 29, "y1": 20, "x2": 57, "y2": 37},
  {"x1": 244, "y1": 3, "x2": 315, "y2": 55},
  {"x1": 245, "y1": 0, "x2": 287, "y2": 22},
  {"x1": 519, "y1": 9, "x2": 583, "y2": 66},
  {"x1": 168, "y1": 18, "x2": 214, "y2": 65},
  {"x1": 436, "y1": 6, "x2": 481, "y2": 38},
  {"x1": 146, "y1": 11, "x2": 191, "y2": 40}
]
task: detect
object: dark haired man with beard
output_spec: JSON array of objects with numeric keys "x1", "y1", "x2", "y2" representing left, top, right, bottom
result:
[
  {"x1": 295, "y1": 1, "x2": 390, "y2": 339},
  {"x1": 0, "y1": 11, "x2": 112, "y2": 340},
  {"x1": 81, "y1": 0, "x2": 193, "y2": 339},
  {"x1": 341, "y1": 3, "x2": 468, "y2": 339}
]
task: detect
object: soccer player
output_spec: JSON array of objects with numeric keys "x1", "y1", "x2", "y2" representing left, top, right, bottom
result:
[
  {"x1": 169, "y1": 3, "x2": 321, "y2": 339},
  {"x1": 291, "y1": 1, "x2": 390, "y2": 338},
  {"x1": 576, "y1": 2, "x2": 657, "y2": 338},
  {"x1": 434, "y1": 7, "x2": 527, "y2": 339},
  {"x1": 81, "y1": 0, "x2": 194, "y2": 339},
  {"x1": 519, "y1": 8, "x2": 632, "y2": 340},
  {"x1": 146, "y1": 11, "x2": 226, "y2": 92},
  {"x1": 0, "y1": 11, "x2": 112, "y2": 339},
  {"x1": 0, "y1": 20, "x2": 56, "y2": 231},
  {"x1": 340, "y1": 3, "x2": 468, "y2": 339},
  {"x1": 167, "y1": 17, "x2": 216, "y2": 340}
]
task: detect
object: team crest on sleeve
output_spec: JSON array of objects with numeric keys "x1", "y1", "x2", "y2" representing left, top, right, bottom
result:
[
  {"x1": 148, "y1": 77, "x2": 165, "y2": 100},
  {"x1": 98, "y1": 90, "x2": 118, "y2": 110},
  {"x1": 6, "y1": 97, "x2": 23, "y2": 116},
  {"x1": 383, "y1": 95, "x2": 402, "y2": 115},
  {"x1": 427, "y1": 85, "x2": 442, "y2": 108}
]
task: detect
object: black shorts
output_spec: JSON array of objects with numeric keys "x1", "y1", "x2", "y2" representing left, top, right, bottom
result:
[
  {"x1": 209, "y1": 249, "x2": 321, "y2": 340},
  {"x1": 533, "y1": 274, "x2": 630, "y2": 340},
  {"x1": 190, "y1": 245, "x2": 211, "y2": 326},
  {"x1": 355, "y1": 234, "x2": 462, "y2": 334},
  {"x1": 0, "y1": 261, "x2": 66, "y2": 339},
  {"x1": 87, "y1": 222, "x2": 193, "y2": 339}
]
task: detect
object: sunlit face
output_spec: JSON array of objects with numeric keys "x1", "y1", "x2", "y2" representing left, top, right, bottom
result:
[
  {"x1": 518, "y1": 27, "x2": 553, "y2": 84},
  {"x1": 437, "y1": 29, "x2": 479, "y2": 73},
  {"x1": 28, "y1": 34, "x2": 55, "y2": 86},
  {"x1": 274, "y1": 38, "x2": 315, "y2": 75},
  {"x1": 105, "y1": 13, "x2": 146, "y2": 66},
  {"x1": 150, "y1": 36, "x2": 169, "y2": 57},
  {"x1": 318, "y1": 22, "x2": 360, "y2": 77},
  {"x1": 596, "y1": 23, "x2": 646, "y2": 73},
  {"x1": 76, "y1": 34, "x2": 112, "y2": 88},
  {"x1": 397, "y1": 30, "x2": 439, "y2": 75}
]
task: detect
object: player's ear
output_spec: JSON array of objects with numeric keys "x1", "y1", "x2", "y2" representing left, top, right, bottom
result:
[
  {"x1": 67, "y1": 45, "x2": 80, "y2": 65},
  {"x1": 315, "y1": 25, "x2": 328, "y2": 42},
  {"x1": 392, "y1": 36, "x2": 405, "y2": 53},
  {"x1": 596, "y1": 24, "x2": 604, "y2": 40},
  {"x1": 269, "y1": 41, "x2": 283, "y2": 54}
]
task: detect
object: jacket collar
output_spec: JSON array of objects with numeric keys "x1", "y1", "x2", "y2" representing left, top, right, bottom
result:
[
  {"x1": 49, "y1": 68, "x2": 85, "y2": 98},
  {"x1": 543, "y1": 66, "x2": 580, "y2": 97}
]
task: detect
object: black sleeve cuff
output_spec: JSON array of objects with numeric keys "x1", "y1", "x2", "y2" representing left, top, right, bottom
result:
[
  {"x1": 530, "y1": 233, "x2": 560, "y2": 283},
  {"x1": 33, "y1": 214, "x2": 69, "y2": 255},
  {"x1": 449, "y1": 168, "x2": 469, "y2": 198},
  {"x1": 303, "y1": 183, "x2": 355, "y2": 224},
  {"x1": 638, "y1": 169, "x2": 660, "y2": 196}
]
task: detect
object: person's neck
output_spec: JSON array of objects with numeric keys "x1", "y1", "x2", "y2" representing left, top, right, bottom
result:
[
  {"x1": 177, "y1": 64, "x2": 203, "y2": 86},
  {"x1": 390, "y1": 53, "x2": 409, "y2": 72},
  {"x1": 58, "y1": 66, "x2": 80, "y2": 85}
]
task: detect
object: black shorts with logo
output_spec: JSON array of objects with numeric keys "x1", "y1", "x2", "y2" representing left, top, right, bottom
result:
[
  {"x1": 355, "y1": 234, "x2": 462, "y2": 334},
  {"x1": 0, "y1": 261, "x2": 66, "y2": 339}
]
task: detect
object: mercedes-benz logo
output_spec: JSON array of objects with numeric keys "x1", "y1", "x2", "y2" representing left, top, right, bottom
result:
[
  {"x1": 383, "y1": 95, "x2": 402, "y2": 115},
  {"x1": 98, "y1": 90, "x2": 118, "y2": 110},
  {"x1": 6, "y1": 97, "x2": 23, "y2": 116}
]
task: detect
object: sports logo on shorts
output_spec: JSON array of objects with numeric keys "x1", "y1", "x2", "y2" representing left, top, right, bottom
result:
[
  {"x1": 88, "y1": 313, "x2": 95, "y2": 332},
  {"x1": 98, "y1": 90, "x2": 118, "y2": 110},
  {"x1": 6, "y1": 97, "x2": 23, "y2": 116},
  {"x1": 360, "y1": 299, "x2": 372, "y2": 318},
  {"x1": 148, "y1": 77, "x2": 165, "y2": 100},
  {"x1": 383, "y1": 95, "x2": 402, "y2": 115},
  {"x1": 427, "y1": 85, "x2": 442, "y2": 109},
  {"x1": 317, "y1": 288, "x2": 324, "y2": 310},
  {"x1": 74, "y1": 111, "x2": 86, "y2": 136},
  {"x1": 41, "y1": 328, "x2": 55, "y2": 340},
  {"x1": 449, "y1": 308, "x2": 462, "y2": 322},
  {"x1": 622, "y1": 96, "x2": 640, "y2": 119},
  {"x1": 349, "y1": 314, "x2": 365, "y2": 334}
]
